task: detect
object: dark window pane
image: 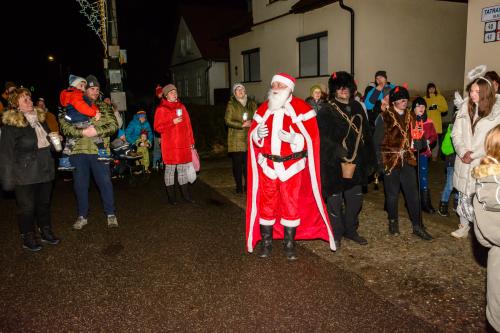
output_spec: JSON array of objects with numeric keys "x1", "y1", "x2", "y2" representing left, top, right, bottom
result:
[{"x1": 300, "y1": 39, "x2": 317, "y2": 77}]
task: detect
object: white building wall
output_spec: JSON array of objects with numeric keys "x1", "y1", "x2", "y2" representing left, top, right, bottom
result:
[
  {"x1": 230, "y1": 0, "x2": 467, "y2": 102},
  {"x1": 208, "y1": 62, "x2": 229, "y2": 105}
]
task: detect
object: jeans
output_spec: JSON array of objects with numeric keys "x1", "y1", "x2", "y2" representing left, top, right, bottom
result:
[
  {"x1": 326, "y1": 185, "x2": 363, "y2": 240},
  {"x1": 70, "y1": 154, "x2": 115, "y2": 217},
  {"x1": 383, "y1": 165, "x2": 421, "y2": 226},
  {"x1": 418, "y1": 154, "x2": 429, "y2": 190},
  {"x1": 230, "y1": 152, "x2": 247, "y2": 191},
  {"x1": 14, "y1": 181, "x2": 52, "y2": 234},
  {"x1": 441, "y1": 166, "x2": 454, "y2": 202}
]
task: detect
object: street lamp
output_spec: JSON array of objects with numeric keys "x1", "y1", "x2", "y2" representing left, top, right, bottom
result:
[{"x1": 48, "y1": 55, "x2": 55, "y2": 62}]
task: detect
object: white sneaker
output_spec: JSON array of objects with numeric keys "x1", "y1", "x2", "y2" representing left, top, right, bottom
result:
[
  {"x1": 107, "y1": 215, "x2": 118, "y2": 228},
  {"x1": 451, "y1": 224, "x2": 470, "y2": 238},
  {"x1": 73, "y1": 216, "x2": 88, "y2": 230}
]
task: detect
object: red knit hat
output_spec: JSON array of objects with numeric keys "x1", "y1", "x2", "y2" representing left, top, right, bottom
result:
[{"x1": 271, "y1": 73, "x2": 296, "y2": 91}]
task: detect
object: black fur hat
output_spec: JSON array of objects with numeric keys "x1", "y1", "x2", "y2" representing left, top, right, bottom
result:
[
  {"x1": 389, "y1": 85, "x2": 409, "y2": 103},
  {"x1": 328, "y1": 71, "x2": 357, "y2": 99}
]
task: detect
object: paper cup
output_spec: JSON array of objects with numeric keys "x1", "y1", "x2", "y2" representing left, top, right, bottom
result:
[{"x1": 49, "y1": 132, "x2": 62, "y2": 152}]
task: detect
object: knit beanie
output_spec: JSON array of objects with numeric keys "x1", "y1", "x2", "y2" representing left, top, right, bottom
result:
[
  {"x1": 85, "y1": 75, "x2": 100, "y2": 89},
  {"x1": 162, "y1": 84, "x2": 177, "y2": 96},
  {"x1": 232, "y1": 83, "x2": 245, "y2": 95},
  {"x1": 309, "y1": 84, "x2": 323, "y2": 97},
  {"x1": 69, "y1": 75, "x2": 86, "y2": 88}
]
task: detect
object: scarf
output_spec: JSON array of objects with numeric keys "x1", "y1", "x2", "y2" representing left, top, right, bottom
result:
[
  {"x1": 236, "y1": 95, "x2": 248, "y2": 107},
  {"x1": 24, "y1": 111, "x2": 50, "y2": 149}
]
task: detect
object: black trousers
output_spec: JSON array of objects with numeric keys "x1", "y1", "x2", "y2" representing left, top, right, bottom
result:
[
  {"x1": 326, "y1": 185, "x2": 363, "y2": 240},
  {"x1": 383, "y1": 165, "x2": 420, "y2": 226},
  {"x1": 230, "y1": 152, "x2": 247, "y2": 191},
  {"x1": 14, "y1": 181, "x2": 52, "y2": 234}
]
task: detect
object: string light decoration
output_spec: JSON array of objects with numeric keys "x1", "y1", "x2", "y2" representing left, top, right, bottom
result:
[{"x1": 76, "y1": 0, "x2": 108, "y2": 53}]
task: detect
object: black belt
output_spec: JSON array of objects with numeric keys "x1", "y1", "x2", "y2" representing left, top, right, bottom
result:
[{"x1": 262, "y1": 151, "x2": 308, "y2": 162}]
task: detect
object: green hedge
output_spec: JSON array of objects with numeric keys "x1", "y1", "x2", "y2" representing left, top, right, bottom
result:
[{"x1": 186, "y1": 104, "x2": 228, "y2": 155}]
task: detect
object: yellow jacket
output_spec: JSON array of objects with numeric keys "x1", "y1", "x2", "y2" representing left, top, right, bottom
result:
[{"x1": 424, "y1": 93, "x2": 448, "y2": 133}]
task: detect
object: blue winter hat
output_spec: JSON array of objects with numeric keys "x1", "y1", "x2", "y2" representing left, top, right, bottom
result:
[{"x1": 69, "y1": 74, "x2": 86, "y2": 88}]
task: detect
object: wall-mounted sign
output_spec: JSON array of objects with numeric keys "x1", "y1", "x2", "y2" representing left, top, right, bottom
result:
[
  {"x1": 482, "y1": 5, "x2": 500, "y2": 22},
  {"x1": 484, "y1": 19, "x2": 500, "y2": 43}
]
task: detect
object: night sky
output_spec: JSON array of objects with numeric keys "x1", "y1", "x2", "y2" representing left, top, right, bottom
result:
[{"x1": 2, "y1": 0, "x2": 246, "y2": 110}]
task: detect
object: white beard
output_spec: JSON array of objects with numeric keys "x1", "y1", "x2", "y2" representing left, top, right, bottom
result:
[
  {"x1": 236, "y1": 95, "x2": 247, "y2": 107},
  {"x1": 268, "y1": 88, "x2": 291, "y2": 111}
]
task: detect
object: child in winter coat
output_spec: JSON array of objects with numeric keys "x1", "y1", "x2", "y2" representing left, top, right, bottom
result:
[
  {"x1": 136, "y1": 129, "x2": 151, "y2": 173},
  {"x1": 472, "y1": 124, "x2": 500, "y2": 332},
  {"x1": 412, "y1": 97, "x2": 438, "y2": 213},
  {"x1": 438, "y1": 110, "x2": 458, "y2": 216},
  {"x1": 58, "y1": 75, "x2": 109, "y2": 170}
]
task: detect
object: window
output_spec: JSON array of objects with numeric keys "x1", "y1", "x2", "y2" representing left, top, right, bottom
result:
[
  {"x1": 196, "y1": 75, "x2": 202, "y2": 97},
  {"x1": 242, "y1": 48, "x2": 261, "y2": 82},
  {"x1": 297, "y1": 32, "x2": 328, "y2": 77}
]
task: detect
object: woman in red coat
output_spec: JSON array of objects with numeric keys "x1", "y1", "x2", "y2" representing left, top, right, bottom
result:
[{"x1": 154, "y1": 84, "x2": 196, "y2": 204}]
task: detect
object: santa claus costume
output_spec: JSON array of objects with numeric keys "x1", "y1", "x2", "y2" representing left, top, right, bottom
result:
[{"x1": 246, "y1": 73, "x2": 335, "y2": 260}]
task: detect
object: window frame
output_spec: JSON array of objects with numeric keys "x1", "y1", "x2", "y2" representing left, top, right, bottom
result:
[
  {"x1": 241, "y1": 48, "x2": 261, "y2": 83},
  {"x1": 297, "y1": 31, "x2": 329, "y2": 78}
]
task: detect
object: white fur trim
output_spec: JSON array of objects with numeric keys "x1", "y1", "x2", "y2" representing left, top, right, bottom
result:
[
  {"x1": 252, "y1": 127, "x2": 265, "y2": 147},
  {"x1": 274, "y1": 158, "x2": 306, "y2": 182},
  {"x1": 281, "y1": 218, "x2": 300, "y2": 228},
  {"x1": 293, "y1": 110, "x2": 316, "y2": 123},
  {"x1": 271, "y1": 109, "x2": 284, "y2": 155},
  {"x1": 253, "y1": 113, "x2": 264, "y2": 124},
  {"x1": 258, "y1": 153, "x2": 278, "y2": 180},
  {"x1": 272, "y1": 75, "x2": 295, "y2": 91},
  {"x1": 260, "y1": 218, "x2": 276, "y2": 226}
]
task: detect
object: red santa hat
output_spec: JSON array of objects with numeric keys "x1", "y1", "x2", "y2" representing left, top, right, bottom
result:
[{"x1": 271, "y1": 72, "x2": 296, "y2": 91}]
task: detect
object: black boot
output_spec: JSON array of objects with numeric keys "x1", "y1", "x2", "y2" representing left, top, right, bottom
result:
[
  {"x1": 438, "y1": 201, "x2": 449, "y2": 217},
  {"x1": 413, "y1": 224, "x2": 433, "y2": 240},
  {"x1": 180, "y1": 184, "x2": 195, "y2": 203},
  {"x1": 258, "y1": 225, "x2": 273, "y2": 258},
  {"x1": 22, "y1": 232, "x2": 42, "y2": 252},
  {"x1": 421, "y1": 189, "x2": 436, "y2": 214},
  {"x1": 166, "y1": 186, "x2": 177, "y2": 205},
  {"x1": 40, "y1": 226, "x2": 60, "y2": 245},
  {"x1": 388, "y1": 219, "x2": 400, "y2": 235},
  {"x1": 283, "y1": 227, "x2": 297, "y2": 260}
]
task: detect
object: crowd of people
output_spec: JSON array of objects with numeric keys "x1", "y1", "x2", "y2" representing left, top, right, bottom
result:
[{"x1": 0, "y1": 65, "x2": 499, "y2": 330}]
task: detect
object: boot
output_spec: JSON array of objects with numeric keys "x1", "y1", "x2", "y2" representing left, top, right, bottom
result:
[
  {"x1": 180, "y1": 184, "x2": 195, "y2": 203},
  {"x1": 40, "y1": 226, "x2": 60, "y2": 245},
  {"x1": 21, "y1": 232, "x2": 42, "y2": 252},
  {"x1": 388, "y1": 219, "x2": 400, "y2": 235},
  {"x1": 413, "y1": 224, "x2": 433, "y2": 240},
  {"x1": 421, "y1": 189, "x2": 436, "y2": 214},
  {"x1": 258, "y1": 225, "x2": 273, "y2": 258},
  {"x1": 283, "y1": 227, "x2": 297, "y2": 260},
  {"x1": 438, "y1": 201, "x2": 449, "y2": 217},
  {"x1": 166, "y1": 186, "x2": 177, "y2": 205}
]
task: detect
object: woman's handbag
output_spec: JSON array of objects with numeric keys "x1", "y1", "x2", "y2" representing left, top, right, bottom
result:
[
  {"x1": 191, "y1": 147, "x2": 200, "y2": 172},
  {"x1": 441, "y1": 124, "x2": 455, "y2": 156},
  {"x1": 340, "y1": 114, "x2": 363, "y2": 179}
]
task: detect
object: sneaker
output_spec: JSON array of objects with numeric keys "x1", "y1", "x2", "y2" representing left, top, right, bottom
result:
[
  {"x1": 22, "y1": 232, "x2": 42, "y2": 252},
  {"x1": 73, "y1": 216, "x2": 88, "y2": 230},
  {"x1": 40, "y1": 226, "x2": 60, "y2": 245},
  {"x1": 107, "y1": 215, "x2": 118, "y2": 228},
  {"x1": 58, "y1": 157, "x2": 75, "y2": 171},
  {"x1": 451, "y1": 224, "x2": 470, "y2": 238}
]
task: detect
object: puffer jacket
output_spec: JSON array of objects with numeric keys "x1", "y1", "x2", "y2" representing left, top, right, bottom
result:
[
  {"x1": 224, "y1": 96, "x2": 257, "y2": 153},
  {"x1": 452, "y1": 95, "x2": 500, "y2": 195},
  {"x1": 472, "y1": 161, "x2": 500, "y2": 332},
  {"x1": 59, "y1": 100, "x2": 118, "y2": 155},
  {"x1": 0, "y1": 108, "x2": 55, "y2": 191},
  {"x1": 125, "y1": 114, "x2": 153, "y2": 144}
]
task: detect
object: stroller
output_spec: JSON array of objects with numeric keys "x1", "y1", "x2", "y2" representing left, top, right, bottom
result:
[{"x1": 110, "y1": 138, "x2": 148, "y2": 186}]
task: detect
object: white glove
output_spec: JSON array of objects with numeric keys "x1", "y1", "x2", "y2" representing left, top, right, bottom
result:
[
  {"x1": 454, "y1": 91, "x2": 464, "y2": 109},
  {"x1": 278, "y1": 129, "x2": 296, "y2": 144},
  {"x1": 257, "y1": 124, "x2": 269, "y2": 139}
]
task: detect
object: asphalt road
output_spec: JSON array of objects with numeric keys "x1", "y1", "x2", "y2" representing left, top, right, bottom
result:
[{"x1": 0, "y1": 174, "x2": 438, "y2": 332}]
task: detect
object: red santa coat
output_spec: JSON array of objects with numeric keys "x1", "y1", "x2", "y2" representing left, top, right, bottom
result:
[
  {"x1": 246, "y1": 96, "x2": 335, "y2": 252},
  {"x1": 154, "y1": 99, "x2": 195, "y2": 164}
]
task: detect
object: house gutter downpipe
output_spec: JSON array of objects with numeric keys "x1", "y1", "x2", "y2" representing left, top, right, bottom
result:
[{"x1": 339, "y1": 0, "x2": 355, "y2": 77}]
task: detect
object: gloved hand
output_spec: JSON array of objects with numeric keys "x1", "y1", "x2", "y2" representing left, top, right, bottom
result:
[
  {"x1": 278, "y1": 129, "x2": 296, "y2": 144},
  {"x1": 413, "y1": 138, "x2": 428, "y2": 151},
  {"x1": 257, "y1": 124, "x2": 269, "y2": 139}
]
